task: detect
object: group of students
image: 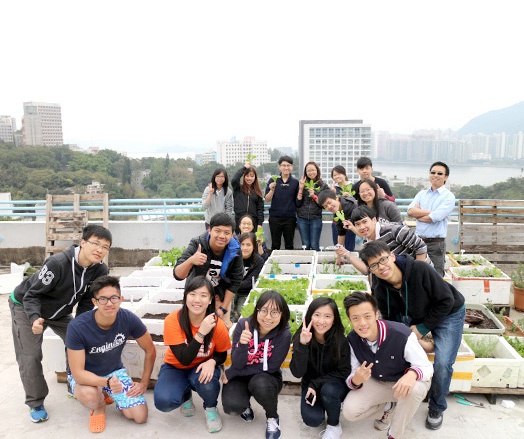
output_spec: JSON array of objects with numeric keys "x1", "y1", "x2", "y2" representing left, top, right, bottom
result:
[{"x1": 201, "y1": 155, "x2": 455, "y2": 280}]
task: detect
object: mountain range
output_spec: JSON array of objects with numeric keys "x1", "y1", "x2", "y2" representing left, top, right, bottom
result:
[{"x1": 458, "y1": 101, "x2": 524, "y2": 136}]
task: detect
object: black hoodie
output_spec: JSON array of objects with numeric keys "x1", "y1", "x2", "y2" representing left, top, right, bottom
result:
[
  {"x1": 374, "y1": 254, "x2": 465, "y2": 336},
  {"x1": 13, "y1": 245, "x2": 108, "y2": 324}
]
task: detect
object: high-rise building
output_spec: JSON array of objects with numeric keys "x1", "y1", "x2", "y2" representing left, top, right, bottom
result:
[
  {"x1": 0, "y1": 115, "x2": 16, "y2": 143},
  {"x1": 22, "y1": 102, "x2": 63, "y2": 146},
  {"x1": 196, "y1": 150, "x2": 217, "y2": 165},
  {"x1": 216, "y1": 136, "x2": 270, "y2": 167},
  {"x1": 298, "y1": 120, "x2": 372, "y2": 184}
]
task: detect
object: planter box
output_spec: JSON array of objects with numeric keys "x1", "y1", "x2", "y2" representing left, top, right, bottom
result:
[
  {"x1": 268, "y1": 255, "x2": 315, "y2": 265},
  {"x1": 315, "y1": 263, "x2": 361, "y2": 276},
  {"x1": 162, "y1": 278, "x2": 187, "y2": 289},
  {"x1": 261, "y1": 263, "x2": 313, "y2": 276},
  {"x1": 120, "y1": 271, "x2": 171, "y2": 288},
  {"x1": 134, "y1": 302, "x2": 181, "y2": 320},
  {"x1": 504, "y1": 336, "x2": 524, "y2": 388},
  {"x1": 450, "y1": 266, "x2": 511, "y2": 305},
  {"x1": 270, "y1": 250, "x2": 316, "y2": 257},
  {"x1": 316, "y1": 251, "x2": 359, "y2": 264},
  {"x1": 463, "y1": 303, "x2": 505, "y2": 335},
  {"x1": 427, "y1": 339, "x2": 474, "y2": 392},
  {"x1": 464, "y1": 334, "x2": 522, "y2": 388},
  {"x1": 311, "y1": 275, "x2": 370, "y2": 295},
  {"x1": 255, "y1": 275, "x2": 312, "y2": 293},
  {"x1": 149, "y1": 289, "x2": 184, "y2": 304},
  {"x1": 121, "y1": 286, "x2": 155, "y2": 304},
  {"x1": 448, "y1": 253, "x2": 494, "y2": 268}
]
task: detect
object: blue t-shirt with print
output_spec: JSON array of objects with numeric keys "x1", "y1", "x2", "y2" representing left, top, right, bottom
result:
[{"x1": 66, "y1": 308, "x2": 147, "y2": 376}]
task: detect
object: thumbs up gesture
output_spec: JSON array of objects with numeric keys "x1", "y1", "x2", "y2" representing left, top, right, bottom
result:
[
  {"x1": 191, "y1": 244, "x2": 207, "y2": 266},
  {"x1": 239, "y1": 320, "x2": 253, "y2": 345},
  {"x1": 299, "y1": 317, "x2": 313, "y2": 345},
  {"x1": 32, "y1": 317, "x2": 45, "y2": 335}
]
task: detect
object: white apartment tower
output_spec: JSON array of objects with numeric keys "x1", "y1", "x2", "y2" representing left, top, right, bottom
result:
[
  {"x1": 0, "y1": 115, "x2": 16, "y2": 143},
  {"x1": 22, "y1": 102, "x2": 63, "y2": 146},
  {"x1": 216, "y1": 136, "x2": 270, "y2": 167},
  {"x1": 299, "y1": 120, "x2": 372, "y2": 184}
]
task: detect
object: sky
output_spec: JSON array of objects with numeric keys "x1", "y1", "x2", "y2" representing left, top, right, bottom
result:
[{"x1": 3, "y1": 0, "x2": 524, "y2": 156}]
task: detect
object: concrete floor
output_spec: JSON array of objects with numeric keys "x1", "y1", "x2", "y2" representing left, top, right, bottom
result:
[{"x1": 1, "y1": 268, "x2": 524, "y2": 439}]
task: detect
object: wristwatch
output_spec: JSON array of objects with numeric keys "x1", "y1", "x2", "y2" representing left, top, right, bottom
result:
[{"x1": 219, "y1": 306, "x2": 227, "y2": 314}]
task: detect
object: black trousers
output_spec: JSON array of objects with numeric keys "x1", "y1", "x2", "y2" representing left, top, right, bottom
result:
[
  {"x1": 269, "y1": 216, "x2": 296, "y2": 251},
  {"x1": 222, "y1": 373, "x2": 283, "y2": 419}
]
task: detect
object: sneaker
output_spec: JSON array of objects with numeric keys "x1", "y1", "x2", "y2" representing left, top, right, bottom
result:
[
  {"x1": 374, "y1": 401, "x2": 397, "y2": 431},
  {"x1": 29, "y1": 405, "x2": 48, "y2": 423},
  {"x1": 319, "y1": 423, "x2": 342, "y2": 439},
  {"x1": 180, "y1": 397, "x2": 195, "y2": 417},
  {"x1": 425, "y1": 408, "x2": 443, "y2": 430},
  {"x1": 266, "y1": 417, "x2": 281, "y2": 439},
  {"x1": 240, "y1": 405, "x2": 254, "y2": 422},
  {"x1": 205, "y1": 407, "x2": 222, "y2": 433}
]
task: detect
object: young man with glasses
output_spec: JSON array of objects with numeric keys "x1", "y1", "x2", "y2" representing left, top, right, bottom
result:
[
  {"x1": 407, "y1": 162, "x2": 455, "y2": 276},
  {"x1": 9, "y1": 224, "x2": 112, "y2": 423},
  {"x1": 359, "y1": 241, "x2": 465, "y2": 432},
  {"x1": 264, "y1": 155, "x2": 299, "y2": 251},
  {"x1": 66, "y1": 275, "x2": 155, "y2": 433}
]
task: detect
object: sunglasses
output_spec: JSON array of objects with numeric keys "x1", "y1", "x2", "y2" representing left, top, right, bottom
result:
[{"x1": 430, "y1": 171, "x2": 445, "y2": 176}]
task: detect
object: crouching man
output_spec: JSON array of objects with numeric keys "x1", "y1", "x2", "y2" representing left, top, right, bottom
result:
[
  {"x1": 66, "y1": 275, "x2": 156, "y2": 433},
  {"x1": 342, "y1": 292, "x2": 433, "y2": 439}
]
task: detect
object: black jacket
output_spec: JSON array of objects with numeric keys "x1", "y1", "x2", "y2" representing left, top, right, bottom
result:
[
  {"x1": 290, "y1": 336, "x2": 351, "y2": 391},
  {"x1": 174, "y1": 233, "x2": 244, "y2": 298},
  {"x1": 334, "y1": 196, "x2": 358, "y2": 236},
  {"x1": 13, "y1": 245, "x2": 108, "y2": 324},
  {"x1": 374, "y1": 254, "x2": 465, "y2": 336},
  {"x1": 232, "y1": 166, "x2": 265, "y2": 227},
  {"x1": 238, "y1": 253, "x2": 264, "y2": 296},
  {"x1": 296, "y1": 180, "x2": 329, "y2": 220}
]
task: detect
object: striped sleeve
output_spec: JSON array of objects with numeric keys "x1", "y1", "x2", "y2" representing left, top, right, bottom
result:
[
  {"x1": 393, "y1": 224, "x2": 428, "y2": 255},
  {"x1": 403, "y1": 333, "x2": 433, "y2": 382}
]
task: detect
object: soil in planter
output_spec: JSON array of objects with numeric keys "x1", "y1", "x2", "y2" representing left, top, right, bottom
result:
[
  {"x1": 150, "y1": 334, "x2": 164, "y2": 343},
  {"x1": 465, "y1": 309, "x2": 499, "y2": 330},
  {"x1": 158, "y1": 299, "x2": 183, "y2": 304},
  {"x1": 501, "y1": 317, "x2": 524, "y2": 337},
  {"x1": 142, "y1": 313, "x2": 170, "y2": 319}
]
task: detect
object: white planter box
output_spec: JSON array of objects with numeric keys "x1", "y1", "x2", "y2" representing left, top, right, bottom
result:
[
  {"x1": 270, "y1": 250, "x2": 316, "y2": 257},
  {"x1": 268, "y1": 255, "x2": 314, "y2": 265},
  {"x1": 316, "y1": 251, "x2": 359, "y2": 264},
  {"x1": 144, "y1": 256, "x2": 163, "y2": 267},
  {"x1": 162, "y1": 278, "x2": 187, "y2": 289},
  {"x1": 134, "y1": 302, "x2": 181, "y2": 320},
  {"x1": 464, "y1": 334, "x2": 522, "y2": 388},
  {"x1": 504, "y1": 336, "x2": 524, "y2": 388},
  {"x1": 121, "y1": 286, "x2": 155, "y2": 303},
  {"x1": 427, "y1": 339, "x2": 475, "y2": 392},
  {"x1": 315, "y1": 263, "x2": 361, "y2": 275},
  {"x1": 149, "y1": 289, "x2": 184, "y2": 304},
  {"x1": 448, "y1": 253, "x2": 494, "y2": 268},
  {"x1": 42, "y1": 328, "x2": 66, "y2": 372},
  {"x1": 120, "y1": 272, "x2": 170, "y2": 288},
  {"x1": 463, "y1": 303, "x2": 505, "y2": 335},
  {"x1": 311, "y1": 275, "x2": 370, "y2": 295},
  {"x1": 261, "y1": 263, "x2": 313, "y2": 276},
  {"x1": 450, "y1": 266, "x2": 511, "y2": 305}
]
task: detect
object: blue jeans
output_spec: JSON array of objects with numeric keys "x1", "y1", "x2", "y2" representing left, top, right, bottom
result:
[
  {"x1": 331, "y1": 222, "x2": 355, "y2": 251},
  {"x1": 297, "y1": 217, "x2": 323, "y2": 250},
  {"x1": 300, "y1": 381, "x2": 348, "y2": 427},
  {"x1": 428, "y1": 306, "x2": 465, "y2": 412},
  {"x1": 154, "y1": 362, "x2": 221, "y2": 411}
]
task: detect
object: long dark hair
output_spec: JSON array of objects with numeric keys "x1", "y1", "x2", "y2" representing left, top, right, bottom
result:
[
  {"x1": 211, "y1": 168, "x2": 229, "y2": 195},
  {"x1": 238, "y1": 232, "x2": 256, "y2": 265},
  {"x1": 241, "y1": 167, "x2": 263, "y2": 198},
  {"x1": 179, "y1": 276, "x2": 216, "y2": 354},
  {"x1": 292, "y1": 297, "x2": 346, "y2": 364},
  {"x1": 357, "y1": 178, "x2": 380, "y2": 215},
  {"x1": 303, "y1": 161, "x2": 323, "y2": 186},
  {"x1": 250, "y1": 290, "x2": 290, "y2": 335}
]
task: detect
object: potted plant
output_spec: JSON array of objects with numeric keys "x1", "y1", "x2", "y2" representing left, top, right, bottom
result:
[{"x1": 511, "y1": 262, "x2": 524, "y2": 312}]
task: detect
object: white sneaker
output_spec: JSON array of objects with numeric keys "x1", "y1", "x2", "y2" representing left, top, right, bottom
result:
[
  {"x1": 319, "y1": 423, "x2": 342, "y2": 439},
  {"x1": 205, "y1": 407, "x2": 222, "y2": 433}
]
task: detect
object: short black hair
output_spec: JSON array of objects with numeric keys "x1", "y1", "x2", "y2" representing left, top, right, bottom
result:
[
  {"x1": 317, "y1": 189, "x2": 337, "y2": 207},
  {"x1": 278, "y1": 155, "x2": 293, "y2": 165},
  {"x1": 350, "y1": 205, "x2": 377, "y2": 223},
  {"x1": 343, "y1": 291, "x2": 378, "y2": 315},
  {"x1": 359, "y1": 240, "x2": 391, "y2": 265},
  {"x1": 251, "y1": 290, "x2": 290, "y2": 334},
  {"x1": 430, "y1": 161, "x2": 450, "y2": 176},
  {"x1": 91, "y1": 275, "x2": 120, "y2": 297},
  {"x1": 209, "y1": 212, "x2": 235, "y2": 230},
  {"x1": 356, "y1": 157, "x2": 373, "y2": 169},
  {"x1": 82, "y1": 225, "x2": 112, "y2": 245}
]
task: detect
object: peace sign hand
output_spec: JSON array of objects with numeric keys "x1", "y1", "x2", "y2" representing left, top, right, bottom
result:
[
  {"x1": 353, "y1": 361, "x2": 373, "y2": 386},
  {"x1": 299, "y1": 317, "x2": 313, "y2": 345},
  {"x1": 239, "y1": 321, "x2": 253, "y2": 345}
]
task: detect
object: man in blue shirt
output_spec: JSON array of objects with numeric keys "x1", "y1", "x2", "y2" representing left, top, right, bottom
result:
[
  {"x1": 264, "y1": 155, "x2": 300, "y2": 251},
  {"x1": 407, "y1": 162, "x2": 455, "y2": 277},
  {"x1": 66, "y1": 276, "x2": 156, "y2": 433}
]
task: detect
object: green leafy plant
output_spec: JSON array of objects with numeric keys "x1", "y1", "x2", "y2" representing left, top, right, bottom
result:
[
  {"x1": 255, "y1": 277, "x2": 309, "y2": 304},
  {"x1": 504, "y1": 336, "x2": 524, "y2": 357},
  {"x1": 270, "y1": 262, "x2": 282, "y2": 275},
  {"x1": 454, "y1": 267, "x2": 505, "y2": 278},
  {"x1": 255, "y1": 228, "x2": 265, "y2": 242},
  {"x1": 246, "y1": 153, "x2": 256, "y2": 164},
  {"x1": 448, "y1": 252, "x2": 489, "y2": 266},
  {"x1": 320, "y1": 260, "x2": 359, "y2": 275},
  {"x1": 326, "y1": 280, "x2": 367, "y2": 291},
  {"x1": 464, "y1": 335, "x2": 498, "y2": 358},
  {"x1": 334, "y1": 211, "x2": 345, "y2": 222},
  {"x1": 511, "y1": 262, "x2": 524, "y2": 289},
  {"x1": 157, "y1": 247, "x2": 186, "y2": 266},
  {"x1": 341, "y1": 183, "x2": 356, "y2": 196},
  {"x1": 272, "y1": 175, "x2": 279, "y2": 183},
  {"x1": 240, "y1": 303, "x2": 255, "y2": 317},
  {"x1": 303, "y1": 180, "x2": 319, "y2": 191}
]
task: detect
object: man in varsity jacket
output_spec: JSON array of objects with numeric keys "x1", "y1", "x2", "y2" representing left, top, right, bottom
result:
[{"x1": 342, "y1": 292, "x2": 433, "y2": 439}]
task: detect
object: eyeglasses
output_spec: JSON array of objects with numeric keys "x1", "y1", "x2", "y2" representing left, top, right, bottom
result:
[
  {"x1": 86, "y1": 240, "x2": 111, "y2": 252},
  {"x1": 94, "y1": 295, "x2": 121, "y2": 305},
  {"x1": 430, "y1": 171, "x2": 445, "y2": 176},
  {"x1": 257, "y1": 308, "x2": 282, "y2": 318},
  {"x1": 279, "y1": 164, "x2": 292, "y2": 168},
  {"x1": 368, "y1": 255, "x2": 390, "y2": 271}
]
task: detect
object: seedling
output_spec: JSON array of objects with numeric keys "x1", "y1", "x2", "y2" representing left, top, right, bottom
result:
[
  {"x1": 255, "y1": 228, "x2": 265, "y2": 242},
  {"x1": 272, "y1": 175, "x2": 279, "y2": 183},
  {"x1": 157, "y1": 247, "x2": 186, "y2": 266},
  {"x1": 504, "y1": 336, "x2": 524, "y2": 357},
  {"x1": 246, "y1": 153, "x2": 256, "y2": 164},
  {"x1": 304, "y1": 180, "x2": 319, "y2": 191},
  {"x1": 326, "y1": 280, "x2": 367, "y2": 291},
  {"x1": 464, "y1": 335, "x2": 498, "y2": 358},
  {"x1": 334, "y1": 211, "x2": 345, "y2": 222},
  {"x1": 270, "y1": 262, "x2": 282, "y2": 275},
  {"x1": 455, "y1": 267, "x2": 504, "y2": 278},
  {"x1": 341, "y1": 183, "x2": 356, "y2": 196}
]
